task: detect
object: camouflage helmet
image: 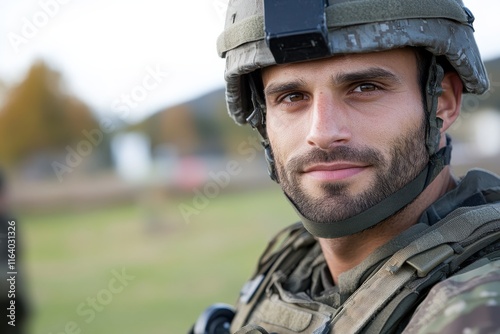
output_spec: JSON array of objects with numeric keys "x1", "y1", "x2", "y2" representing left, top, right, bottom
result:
[
  {"x1": 217, "y1": 0, "x2": 489, "y2": 126},
  {"x1": 216, "y1": 0, "x2": 490, "y2": 238}
]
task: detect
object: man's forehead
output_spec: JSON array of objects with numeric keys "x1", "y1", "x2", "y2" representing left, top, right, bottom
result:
[{"x1": 262, "y1": 48, "x2": 417, "y2": 86}]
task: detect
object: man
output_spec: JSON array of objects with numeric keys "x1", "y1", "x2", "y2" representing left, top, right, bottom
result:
[{"x1": 191, "y1": 0, "x2": 500, "y2": 333}]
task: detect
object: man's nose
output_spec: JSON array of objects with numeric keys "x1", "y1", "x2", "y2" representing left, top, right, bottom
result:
[{"x1": 306, "y1": 92, "x2": 352, "y2": 150}]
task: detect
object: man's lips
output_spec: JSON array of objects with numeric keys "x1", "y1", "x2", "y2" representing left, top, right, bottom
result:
[{"x1": 302, "y1": 163, "x2": 369, "y2": 181}]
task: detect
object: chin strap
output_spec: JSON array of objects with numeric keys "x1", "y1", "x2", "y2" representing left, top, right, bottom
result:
[{"x1": 288, "y1": 137, "x2": 452, "y2": 238}]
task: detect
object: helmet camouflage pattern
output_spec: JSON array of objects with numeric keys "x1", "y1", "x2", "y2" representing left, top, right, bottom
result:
[{"x1": 217, "y1": 0, "x2": 489, "y2": 126}]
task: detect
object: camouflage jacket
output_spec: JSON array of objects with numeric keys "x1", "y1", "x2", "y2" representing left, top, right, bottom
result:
[{"x1": 231, "y1": 169, "x2": 500, "y2": 334}]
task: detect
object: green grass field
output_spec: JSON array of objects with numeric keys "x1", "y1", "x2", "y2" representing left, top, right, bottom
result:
[{"x1": 19, "y1": 186, "x2": 297, "y2": 334}]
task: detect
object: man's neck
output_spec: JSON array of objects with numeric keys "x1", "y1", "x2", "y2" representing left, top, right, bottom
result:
[{"x1": 318, "y1": 169, "x2": 457, "y2": 285}]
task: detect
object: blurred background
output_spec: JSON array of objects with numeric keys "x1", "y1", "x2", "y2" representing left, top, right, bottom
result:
[{"x1": 0, "y1": 1, "x2": 499, "y2": 333}]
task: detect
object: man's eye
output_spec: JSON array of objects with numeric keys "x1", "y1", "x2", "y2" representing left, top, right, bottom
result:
[
  {"x1": 353, "y1": 84, "x2": 378, "y2": 93},
  {"x1": 282, "y1": 92, "x2": 306, "y2": 103}
]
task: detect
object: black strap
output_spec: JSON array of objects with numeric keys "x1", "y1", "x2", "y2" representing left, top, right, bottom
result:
[{"x1": 295, "y1": 138, "x2": 452, "y2": 238}]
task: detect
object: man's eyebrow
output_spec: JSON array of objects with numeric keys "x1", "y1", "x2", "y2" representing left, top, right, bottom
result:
[
  {"x1": 263, "y1": 67, "x2": 401, "y2": 97},
  {"x1": 264, "y1": 79, "x2": 307, "y2": 97},
  {"x1": 333, "y1": 67, "x2": 401, "y2": 85}
]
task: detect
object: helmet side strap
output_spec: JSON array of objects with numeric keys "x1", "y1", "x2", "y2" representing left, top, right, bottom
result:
[
  {"x1": 425, "y1": 55, "x2": 445, "y2": 156},
  {"x1": 246, "y1": 73, "x2": 279, "y2": 182}
]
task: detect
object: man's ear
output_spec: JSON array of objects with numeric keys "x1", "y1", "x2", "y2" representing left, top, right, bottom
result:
[{"x1": 437, "y1": 72, "x2": 463, "y2": 132}]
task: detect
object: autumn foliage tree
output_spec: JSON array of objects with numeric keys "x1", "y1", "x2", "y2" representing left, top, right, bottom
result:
[{"x1": 0, "y1": 61, "x2": 99, "y2": 171}]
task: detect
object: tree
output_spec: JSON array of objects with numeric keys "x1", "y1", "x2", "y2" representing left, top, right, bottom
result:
[{"x1": 0, "y1": 61, "x2": 99, "y2": 170}]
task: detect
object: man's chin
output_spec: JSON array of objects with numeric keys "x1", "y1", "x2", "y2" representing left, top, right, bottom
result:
[{"x1": 287, "y1": 195, "x2": 355, "y2": 221}]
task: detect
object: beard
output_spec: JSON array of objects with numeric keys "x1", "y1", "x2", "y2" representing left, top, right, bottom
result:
[{"x1": 273, "y1": 119, "x2": 428, "y2": 224}]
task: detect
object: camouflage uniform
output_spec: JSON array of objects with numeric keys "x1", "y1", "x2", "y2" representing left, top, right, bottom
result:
[
  {"x1": 405, "y1": 260, "x2": 500, "y2": 333},
  {"x1": 231, "y1": 170, "x2": 500, "y2": 333}
]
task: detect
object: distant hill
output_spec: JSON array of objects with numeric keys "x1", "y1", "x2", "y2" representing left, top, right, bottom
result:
[{"x1": 126, "y1": 87, "x2": 255, "y2": 157}]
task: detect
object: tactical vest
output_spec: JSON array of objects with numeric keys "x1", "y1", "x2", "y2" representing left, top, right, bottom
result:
[{"x1": 230, "y1": 202, "x2": 500, "y2": 334}]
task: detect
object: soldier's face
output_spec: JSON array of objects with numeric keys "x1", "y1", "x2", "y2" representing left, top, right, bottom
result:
[{"x1": 262, "y1": 48, "x2": 428, "y2": 224}]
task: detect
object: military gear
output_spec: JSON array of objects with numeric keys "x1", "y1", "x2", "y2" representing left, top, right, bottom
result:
[
  {"x1": 404, "y1": 261, "x2": 500, "y2": 333},
  {"x1": 234, "y1": 325, "x2": 269, "y2": 334},
  {"x1": 263, "y1": 0, "x2": 330, "y2": 64},
  {"x1": 189, "y1": 304, "x2": 235, "y2": 334},
  {"x1": 214, "y1": 1, "x2": 499, "y2": 332},
  {"x1": 217, "y1": 0, "x2": 490, "y2": 238},
  {"x1": 229, "y1": 170, "x2": 500, "y2": 333}
]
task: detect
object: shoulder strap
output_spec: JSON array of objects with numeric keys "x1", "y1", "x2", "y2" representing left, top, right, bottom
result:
[
  {"x1": 331, "y1": 202, "x2": 500, "y2": 334},
  {"x1": 230, "y1": 223, "x2": 316, "y2": 331},
  {"x1": 365, "y1": 229, "x2": 500, "y2": 334}
]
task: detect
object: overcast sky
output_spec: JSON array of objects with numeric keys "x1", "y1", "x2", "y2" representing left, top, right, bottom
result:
[{"x1": 1, "y1": 0, "x2": 499, "y2": 123}]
